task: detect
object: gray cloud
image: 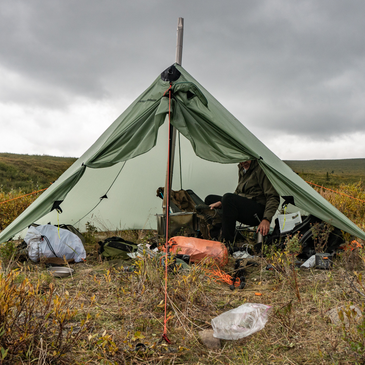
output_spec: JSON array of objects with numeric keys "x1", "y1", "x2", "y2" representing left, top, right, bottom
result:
[{"x1": 1, "y1": 0, "x2": 365, "y2": 157}]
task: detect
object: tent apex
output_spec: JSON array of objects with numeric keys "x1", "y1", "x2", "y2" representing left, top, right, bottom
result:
[{"x1": 161, "y1": 64, "x2": 181, "y2": 82}]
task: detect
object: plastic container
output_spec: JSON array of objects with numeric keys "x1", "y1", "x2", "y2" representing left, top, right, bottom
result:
[{"x1": 315, "y1": 253, "x2": 333, "y2": 269}]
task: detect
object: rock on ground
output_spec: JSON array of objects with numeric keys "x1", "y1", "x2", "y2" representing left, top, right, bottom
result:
[
  {"x1": 199, "y1": 329, "x2": 221, "y2": 350},
  {"x1": 326, "y1": 305, "x2": 363, "y2": 327}
]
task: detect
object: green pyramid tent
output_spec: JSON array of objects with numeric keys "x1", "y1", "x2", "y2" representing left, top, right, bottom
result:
[{"x1": 1, "y1": 64, "x2": 364, "y2": 243}]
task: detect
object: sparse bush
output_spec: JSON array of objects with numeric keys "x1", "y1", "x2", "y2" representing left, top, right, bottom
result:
[
  {"x1": 267, "y1": 233, "x2": 302, "y2": 302},
  {"x1": 311, "y1": 222, "x2": 334, "y2": 253},
  {"x1": 0, "y1": 241, "x2": 17, "y2": 269},
  {"x1": 83, "y1": 221, "x2": 99, "y2": 244},
  {"x1": 0, "y1": 267, "x2": 91, "y2": 364}
]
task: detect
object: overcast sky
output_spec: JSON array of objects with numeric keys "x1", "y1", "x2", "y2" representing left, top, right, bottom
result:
[{"x1": 1, "y1": 0, "x2": 365, "y2": 160}]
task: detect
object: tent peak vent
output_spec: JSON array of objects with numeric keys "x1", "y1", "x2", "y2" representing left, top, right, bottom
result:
[{"x1": 161, "y1": 65, "x2": 181, "y2": 82}]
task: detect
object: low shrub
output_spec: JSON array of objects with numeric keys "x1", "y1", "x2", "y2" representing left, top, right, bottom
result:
[{"x1": 0, "y1": 267, "x2": 91, "y2": 364}]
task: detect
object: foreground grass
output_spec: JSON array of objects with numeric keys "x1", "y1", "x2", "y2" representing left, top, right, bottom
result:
[
  {"x1": 1, "y1": 234, "x2": 365, "y2": 364},
  {"x1": 1, "y1": 179, "x2": 365, "y2": 363}
]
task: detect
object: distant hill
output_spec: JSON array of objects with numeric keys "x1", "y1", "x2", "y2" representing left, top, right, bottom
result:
[
  {"x1": 0, "y1": 153, "x2": 77, "y2": 193},
  {"x1": 284, "y1": 158, "x2": 365, "y2": 187},
  {"x1": 0, "y1": 153, "x2": 364, "y2": 193},
  {"x1": 284, "y1": 158, "x2": 365, "y2": 176}
]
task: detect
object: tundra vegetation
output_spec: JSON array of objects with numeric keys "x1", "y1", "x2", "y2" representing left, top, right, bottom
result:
[{"x1": 0, "y1": 155, "x2": 365, "y2": 364}]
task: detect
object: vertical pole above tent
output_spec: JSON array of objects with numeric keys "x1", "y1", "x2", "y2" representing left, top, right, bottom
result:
[
  {"x1": 163, "y1": 18, "x2": 184, "y2": 219},
  {"x1": 175, "y1": 18, "x2": 184, "y2": 65}
]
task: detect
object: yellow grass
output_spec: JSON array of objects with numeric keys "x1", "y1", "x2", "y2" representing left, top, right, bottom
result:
[{"x1": 0, "y1": 182, "x2": 365, "y2": 363}]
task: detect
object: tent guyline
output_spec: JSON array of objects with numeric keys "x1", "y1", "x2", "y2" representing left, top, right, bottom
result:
[
  {"x1": 306, "y1": 181, "x2": 365, "y2": 204},
  {"x1": 0, "y1": 187, "x2": 49, "y2": 206},
  {"x1": 0, "y1": 63, "x2": 365, "y2": 245},
  {"x1": 162, "y1": 84, "x2": 173, "y2": 344},
  {"x1": 73, "y1": 161, "x2": 127, "y2": 226}
]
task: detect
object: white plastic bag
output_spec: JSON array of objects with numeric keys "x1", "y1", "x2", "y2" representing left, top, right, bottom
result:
[
  {"x1": 211, "y1": 303, "x2": 272, "y2": 340},
  {"x1": 24, "y1": 225, "x2": 86, "y2": 263}
]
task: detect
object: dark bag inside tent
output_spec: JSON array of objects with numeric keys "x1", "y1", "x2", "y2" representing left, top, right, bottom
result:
[
  {"x1": 265, "y1": 214, "x2": 345, "y2": 259},
  {"x1": 156, "y1": 187, "x2": 222, "y2": 239}
]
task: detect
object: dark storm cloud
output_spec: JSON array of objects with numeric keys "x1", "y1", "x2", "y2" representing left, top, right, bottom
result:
[
  {"x1": 0, "y1": 0, "x2": 365, "y2": 155},
  {"x1": 0, "y1": 0, "x2": 160, "y2": 104},
  {"x1": 183, "y1": 1, "x2": 365, "y2": 138}
]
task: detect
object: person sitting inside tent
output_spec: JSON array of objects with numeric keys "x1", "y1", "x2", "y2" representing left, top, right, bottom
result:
[{"x1": 205, "y1": 159, "x2": 280, "y2": 245}]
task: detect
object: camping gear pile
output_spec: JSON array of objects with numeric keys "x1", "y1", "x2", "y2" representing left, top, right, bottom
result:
[
  {"x1": 16, "y1": 181, "x2": 346, "y2": 286},
  {"x1": 156, "y1": 187, "x2": 222, "y2": 240}
]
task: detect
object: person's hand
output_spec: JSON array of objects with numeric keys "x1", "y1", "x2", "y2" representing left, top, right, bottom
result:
[
  {"x1": 257, "y1": 219, "x2": 270, "y2": 236},
  {"x1": 209, "y1": 201, "x2": 222, "y2": 209}
]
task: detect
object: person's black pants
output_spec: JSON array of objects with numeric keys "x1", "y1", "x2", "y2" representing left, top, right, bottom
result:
[{"x1": 205, "y1": 193, "x2": 265, "y2": 243}]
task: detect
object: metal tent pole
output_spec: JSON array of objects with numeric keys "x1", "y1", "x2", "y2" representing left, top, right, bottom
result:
[
  {"x1": 162, "y1": 18, "x2": 184, "y2": 345},
  {"x1": 176, "y1": 17, "x2": 184, "y2": 65},
  {"x1": 163, "y1": 18, "x2": 184, "y2": 223}
]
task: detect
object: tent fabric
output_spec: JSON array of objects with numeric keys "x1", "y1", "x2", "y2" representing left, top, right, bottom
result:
[{"x1": 0, "y1": 63, "x2": 364, "y2": 243}]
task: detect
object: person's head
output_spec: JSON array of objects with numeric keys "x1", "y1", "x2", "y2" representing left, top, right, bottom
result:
[{"x1": 239, "y1": 160, "x2": 252, "y2": 171}]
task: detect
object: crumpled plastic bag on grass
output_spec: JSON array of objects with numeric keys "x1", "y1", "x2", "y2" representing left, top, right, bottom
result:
[
  {"x1": 301, "y1": 254, "x2": 316, "y2": 268},
  {"x1": 211, "y1": 303, "x2": 272, "y2": 340}
]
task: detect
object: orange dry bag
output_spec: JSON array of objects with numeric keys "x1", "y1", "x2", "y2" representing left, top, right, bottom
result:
[{"x1": 166, "y1": 236, "x2": 228, "y2": 266}]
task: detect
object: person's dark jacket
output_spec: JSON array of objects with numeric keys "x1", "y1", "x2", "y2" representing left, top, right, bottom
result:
[{"x1": 234, "y1": 160, "x2": 280, "y2": 222}]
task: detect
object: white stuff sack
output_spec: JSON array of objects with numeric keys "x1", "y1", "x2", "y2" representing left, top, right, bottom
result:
[
  {"x1": 211, "y1": 303, "x2": 272, "y2": 340},
  {"x1": 24, "y1": 225, "x2": 86, "y2": 263}
]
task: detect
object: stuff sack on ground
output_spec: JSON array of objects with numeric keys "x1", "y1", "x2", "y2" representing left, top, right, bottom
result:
[
  {"x1": 57, "y1": 224, "x2": 85, "y2": 244},
  {"x1": 265, "y1": 214, "x2": 345, "y2": 259},
  {"x1": 98, "y1": 236, "x2": 137, "y2": 259},
  {"x1": 166, "y1": 236, "x2": 228, "y2": 266},
  {"x1": 24, "y1": 225, "x2": 86, "y2": 263}
]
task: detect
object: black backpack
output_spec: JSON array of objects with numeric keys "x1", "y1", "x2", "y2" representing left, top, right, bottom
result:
[
  {"x1": 265, "y1": 215, "x2": 345, "y2": 259},
  {"x1": 98, "y1": 236, "x2": 137, "y2": 259}
]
